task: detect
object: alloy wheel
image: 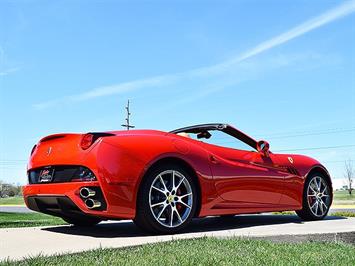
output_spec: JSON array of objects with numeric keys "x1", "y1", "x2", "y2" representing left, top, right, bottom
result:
[
  {"x1": 149, "y1": 170, "x2": 193, "y2": 228},
  {"x1": 307, "y1": 176, "x2": 331, "y2": 217}
]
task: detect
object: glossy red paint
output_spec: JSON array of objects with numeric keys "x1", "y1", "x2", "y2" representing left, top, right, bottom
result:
[{"x1": 23, "y1": 125, "x2": 332, "y2": 221}]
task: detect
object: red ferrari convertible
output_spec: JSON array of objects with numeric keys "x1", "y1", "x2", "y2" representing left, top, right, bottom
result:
[{"x1": 23, "y1": 123, "x2": 332, "y2": 233}]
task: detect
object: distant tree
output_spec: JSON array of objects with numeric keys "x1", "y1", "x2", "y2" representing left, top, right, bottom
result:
[
  {"x1": 0, "y1": 180, "x2": 22, "y2": 198},
  {"x1": 344, "y1": 160, "x2": 354, "y2": 196}
]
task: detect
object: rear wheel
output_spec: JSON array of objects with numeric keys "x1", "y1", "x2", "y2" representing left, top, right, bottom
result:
[
  {"x1": 62, "y1": 216, "x2": 101, "y2": 227},
  {"x1": 296, "y1": 173, "x2": 332, "y2": 221},
  {"x1": 134, "y1": 163, "x2": 198, "y2": 234}
]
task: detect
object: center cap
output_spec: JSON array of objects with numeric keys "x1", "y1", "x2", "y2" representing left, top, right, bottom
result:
[{"x1": 167, "y1": 195, "x2": 174, "y2": 203}]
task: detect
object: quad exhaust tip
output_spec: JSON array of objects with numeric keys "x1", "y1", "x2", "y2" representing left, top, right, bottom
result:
[
  {"x1": 80, "y1": 187, "x2": 96, "y2": 199},
  {"x1": 85, "y1": 198, "x2": 101, "y2": 209}
]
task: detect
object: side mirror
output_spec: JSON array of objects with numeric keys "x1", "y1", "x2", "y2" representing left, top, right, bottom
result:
[{"x1": 257, "y1": 140, "x2": 270, "y2": 156}]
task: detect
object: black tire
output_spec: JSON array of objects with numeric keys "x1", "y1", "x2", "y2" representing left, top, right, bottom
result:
[
  {"x1": 296, "y1": 172, "x2": 332, "y2": 221},
  {"x1": 134, "y1": 163, "x2": 198, "y2": 234},
  {"x1": 62, "y1": 216, "x2": 101, "y2": 227}
]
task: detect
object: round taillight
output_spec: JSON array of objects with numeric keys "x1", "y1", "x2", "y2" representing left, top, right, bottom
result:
[{"x1": 80, "y1": 134, "x2": 94, "y2": 150}]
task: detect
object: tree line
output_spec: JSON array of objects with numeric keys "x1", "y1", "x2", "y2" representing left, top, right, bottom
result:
[{"x1": 0, "y1": 181, "x2": 22, "y2": 197}]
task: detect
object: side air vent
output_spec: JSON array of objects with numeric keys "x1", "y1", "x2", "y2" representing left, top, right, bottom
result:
[{"x1": 287, "y1": 167, "x2": 300, "y2": 176}]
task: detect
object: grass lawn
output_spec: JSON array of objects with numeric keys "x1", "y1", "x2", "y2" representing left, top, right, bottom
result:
[
  {"x1": 333, "y1": 190, "x2": 355, "y2": 205},
  {"x1": 273, "y1": 211, "x2": 355, "y2": 217},
  {"x1": 1, "y1": 237, "x2": 354, "y2": 265},
  {"x1": 0, "y1": 212, "x2": 65, "y2": 228},
  {"x1": 333, "y1": 190, "x2": 354, "y2": 200},
  {"x1": 0, "y1": 196, "x2": 25, "y2": 205},
  {"x1": 331, "y1": 211, "x2": 355, "y2": 217}
]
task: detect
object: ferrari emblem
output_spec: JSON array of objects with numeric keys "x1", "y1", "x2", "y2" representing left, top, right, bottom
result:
[
  {"x1": 167, "y1": 195, "x2": 174, "y2": 203},
  {"x1": 288, "y1": 157, "x2": 294, "y2": 164}
]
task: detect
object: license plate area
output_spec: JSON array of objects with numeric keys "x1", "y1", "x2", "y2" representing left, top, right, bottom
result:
[{"x1": 38, "y1": 167, "x2": 55, "y2": 183}]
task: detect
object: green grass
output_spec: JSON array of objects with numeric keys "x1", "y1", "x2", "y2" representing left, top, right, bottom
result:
[
  {"x1": 0, "y1": 196, "x2": 25, "y2": 205},
  {"x1": 272, "y1": 211, "x2": 295, "y2": 215},
  {"x1": 333, "y1": 190, "x2": 355, "y2": 205},
  {"x1": 0, "y1": 212, "x2": 65, "y2": 228},
  {"x1": 272, "y1": 210, "x2": 355, "y2": 217},
  {"x1": 331, "y1": 211, "x2": 355, "y2": 217},
  {"x1": 1, "y1": 237, "x2": 354, "y2": 265}
]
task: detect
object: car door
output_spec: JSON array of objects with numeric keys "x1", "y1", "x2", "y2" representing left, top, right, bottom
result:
[{"x1": 205, "y1": 143, "x2": 287, "y2": 205}]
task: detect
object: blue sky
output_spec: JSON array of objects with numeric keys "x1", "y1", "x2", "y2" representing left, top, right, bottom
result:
[{"x1": 0, "y1": 0, "x2": 354, "y2": 188}]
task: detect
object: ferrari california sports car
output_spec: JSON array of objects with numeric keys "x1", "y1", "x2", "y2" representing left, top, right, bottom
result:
[{"x1": 23, "y1": 123, "x2": 332, "y2": 234}]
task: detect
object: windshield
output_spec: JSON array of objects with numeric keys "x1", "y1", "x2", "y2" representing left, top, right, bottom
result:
[{"x1": 171, "y1": 124, "x2": 257, "y2": 151}]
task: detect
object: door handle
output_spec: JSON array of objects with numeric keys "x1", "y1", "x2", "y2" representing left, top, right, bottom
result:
[{"x1": 209, "y1": 155, "x2": 219, "y2": 164}]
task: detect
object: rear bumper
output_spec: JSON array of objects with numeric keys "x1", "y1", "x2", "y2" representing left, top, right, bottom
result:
[
  {"x1": 23, "y1": 181, "x2": 130, "y2": 219},
  {"x1": 26, "y1": 196, "x2": 96, "y2": 220}
]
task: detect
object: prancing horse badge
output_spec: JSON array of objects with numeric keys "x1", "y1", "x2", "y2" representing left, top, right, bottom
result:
[{"x1": 288, "y1": 157, "x2": 294, "y2": 164}]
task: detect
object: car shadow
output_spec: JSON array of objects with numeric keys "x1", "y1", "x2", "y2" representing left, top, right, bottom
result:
[{"x1": 42, "y1": 214, "x2": 346, "y2": 238}]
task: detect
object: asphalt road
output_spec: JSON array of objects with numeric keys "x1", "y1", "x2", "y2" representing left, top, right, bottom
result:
[{"x1": 0, "y1": 215, "x2": 354, "y2": 261}]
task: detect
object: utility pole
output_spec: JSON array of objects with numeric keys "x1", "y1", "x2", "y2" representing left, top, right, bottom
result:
[{"x1": 121, "y1": 100, "x2": 135, "y2": 130}]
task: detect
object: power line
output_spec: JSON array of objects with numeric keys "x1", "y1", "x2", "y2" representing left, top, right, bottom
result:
[
  {"x1": 322, "y1": 160, "x2": 355, "y2": 164},
  {"x1": 212, "y1": 126, "x2": 355, "y2": 141},
  {"x1": 258, "y1": 126, "x2": 355, "y2": 138},
  {"x1": 267, "y1": 128, "x2": 355, "y2": 140}
]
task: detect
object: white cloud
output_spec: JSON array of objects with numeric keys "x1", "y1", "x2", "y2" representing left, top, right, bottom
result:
[
  {"x1": 0, "y1": 67, "x2": 21, "y2": 76},
  {"x1": 0, "y1": 46, "x2": 21, "y2": 77},
  {"x1": 34, "y1": 0, "x2": 355, "y2": 110}
]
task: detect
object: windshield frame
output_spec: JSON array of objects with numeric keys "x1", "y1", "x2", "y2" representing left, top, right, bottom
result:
[{"x1": 170, "y1": 123, "x2": 258, "y2": 151}]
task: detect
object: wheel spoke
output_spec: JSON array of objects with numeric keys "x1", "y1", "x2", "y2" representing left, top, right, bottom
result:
[
  {"x1": 309, "y1": 182, "x2": 317, "y2": 193},
  {"x1": 320, "y1": 200, "x2": 328, "y2": 211},
  {"x1": 321, "y1": 186, "x2": 327, "y2": 194},
  {"x1": 178, "y1": 200, "x2": 191, "y2": 209},
  {"x1": 311, "y1": 200, "x2": 317, "y2": 209},
  {"x1": 317, "y1": 177, "x2": 321, "y2": 191},
  {"x1": 319, "y1": 200, "x2": 324, "y2": 214},
  {"x1": 315, "y1": 201, "x2": 320, "y2": 215},
  {"x1": 170, "y1": 206, "x2": 174, "y2": 227},
  {"x1": 174, "y1": 208, "x2": 182, "y2": 223},
  {"x1": 175, "y1": 177, "x2": 185, "y2": 190},
  {"x1": 179, "y1": 192, "x2": 192, "y2": 199},
  {"x1": 172, "y1": 171, "x2": 175, "y2": 190},
  {"x1": 158, "y1": 175, "x2": 168, "y2": 192},
  {"x1": 151, "y1": 201, "x2": 165, "y2": 208},
  {"x1": 157, "y1": 204, "x2": 168, "y2": 219},
  {"x1": 152, "y1": 186, "x2": 165, "y2": 195}
]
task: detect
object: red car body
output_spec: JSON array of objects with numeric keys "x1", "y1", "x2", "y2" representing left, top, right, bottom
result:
[{"x1": 23, "y1": 124, "x2": 332, "y2": 224}]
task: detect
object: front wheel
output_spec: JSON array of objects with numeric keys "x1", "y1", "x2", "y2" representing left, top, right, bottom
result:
[
  {"x1": 134, "y1": 163, "x2": 198, "y2": 234},
  {"x1": 296, "y1": 173, "x2": 332, "y2": 221}
]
